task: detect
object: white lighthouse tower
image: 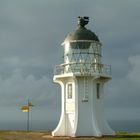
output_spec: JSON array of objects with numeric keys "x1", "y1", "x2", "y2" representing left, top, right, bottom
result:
[{"x1": 52, "y1": 17, "x2": 115, "y2": 137}]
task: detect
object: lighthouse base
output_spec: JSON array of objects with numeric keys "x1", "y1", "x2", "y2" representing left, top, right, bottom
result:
[
  {"x1": 52, "y1": 75, "x2": 115, "y2": 137},
  {"x1": 52, "y1": 110, "x2": 115, "y2": 137}
]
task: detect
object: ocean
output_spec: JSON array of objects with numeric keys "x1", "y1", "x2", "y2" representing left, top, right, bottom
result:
[
  {"x1": 108, "y1": 120, "x2": 140, "y2": 132},
  {"x1": 0, "y1": 120, "x2": 139, "y2": 132}
]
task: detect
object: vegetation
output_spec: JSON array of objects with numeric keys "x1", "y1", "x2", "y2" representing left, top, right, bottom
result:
[{"x1": 0, "y1": 131, "x2": 139, "y2": 140}]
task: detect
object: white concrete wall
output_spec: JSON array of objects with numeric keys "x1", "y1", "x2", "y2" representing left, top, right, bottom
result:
[
  {"x1": 52, "y1": 75, "x2": 115, "y2": 137},
  {"x1": 74, "y1": 77, "x2": 102, "y2": 136},
  {"x1": 52, "y1": 76, "x2": 76, "y2": 136},
  {"x1": 74, "y1": 77, "x2": 115, "y2": 136},
  {"x1": 52, "y1": 78, "x2": 66, "y2": 136}
]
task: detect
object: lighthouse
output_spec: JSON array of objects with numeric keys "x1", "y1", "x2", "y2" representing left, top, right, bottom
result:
[{"x1": 52, "y1": 17, "x2": 115, "y2": 137}]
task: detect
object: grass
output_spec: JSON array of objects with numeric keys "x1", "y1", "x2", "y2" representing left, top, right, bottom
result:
[{"x1": 0, "y1": 131, "x2": 139, "y2": 140}]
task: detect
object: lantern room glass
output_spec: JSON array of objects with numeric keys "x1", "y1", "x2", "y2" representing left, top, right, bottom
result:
[{"x1": 63, "y1": 41, "x2": 102, "y2": 74}]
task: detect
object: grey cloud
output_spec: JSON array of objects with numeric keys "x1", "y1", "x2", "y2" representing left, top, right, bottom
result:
[
  {"x1": 0, "y1": 69, "x2": 60, "y2": 108},
  {"x1": 105, "y1": 54, "x2": 140, "y2": 109},
  {"x1": 0, "y1": 0, "x2": 140, "y2": 129},
  {"x1": 128, "y1": 55, "x2": 140, "y2": 83}
]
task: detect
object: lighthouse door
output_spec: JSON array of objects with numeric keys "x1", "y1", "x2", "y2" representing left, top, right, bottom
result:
[
  {"x1": 66, "y1": 113, "x2": 75, "y2": 136},
  {"x1": 65, "y1": 83, "x2": 75, "y2": 135},
  {"x1": 65, "y1": 101, "x2": 75, "y2": 135}
]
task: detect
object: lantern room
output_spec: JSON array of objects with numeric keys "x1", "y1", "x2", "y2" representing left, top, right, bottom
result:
[{"x1": 55, "y1": 17, "x2": 111, "y2": 76}]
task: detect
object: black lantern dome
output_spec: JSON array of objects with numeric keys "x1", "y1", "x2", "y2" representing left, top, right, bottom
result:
[{"x1": 64, "y1": 17, "x2": 99, "y2": 42}]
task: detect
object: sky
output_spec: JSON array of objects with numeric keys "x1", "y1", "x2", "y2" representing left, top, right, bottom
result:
[{"x1": 0, "y1": 0, "x2": 140, "y2": 131}]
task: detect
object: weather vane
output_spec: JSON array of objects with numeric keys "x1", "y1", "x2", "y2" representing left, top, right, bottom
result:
[{"x1": 77, "y1": 16, "x2": 89, "y2": 27}]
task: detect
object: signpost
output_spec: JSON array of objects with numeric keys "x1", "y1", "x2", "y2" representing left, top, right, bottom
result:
[{"x1": 21, "y1": 99, "x2": 34, "y2": 132}]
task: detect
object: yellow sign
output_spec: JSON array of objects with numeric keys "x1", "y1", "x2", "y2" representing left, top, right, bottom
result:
[
  {"x1": 21, "y1": 101, "x2": 34, "y2": 113},
  {"x1": 28, "y1": 102, "x2": 34, "y2": 107},
  {"x1": 21, "y1": 106, "x2": 29, "y2": 112}
]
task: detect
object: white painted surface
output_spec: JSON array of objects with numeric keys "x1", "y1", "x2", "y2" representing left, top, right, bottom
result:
[
  {"x1": 52, "y1": 39, "x2": 114, "y2": 137},
  {"x1": 52, "y1": 75, "x2": 115, "y2": 137}
]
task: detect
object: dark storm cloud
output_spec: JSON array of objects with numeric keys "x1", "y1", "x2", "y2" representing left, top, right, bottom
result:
[{"x1": 0, "y1": 0, "x2": 140, "y2": 123}]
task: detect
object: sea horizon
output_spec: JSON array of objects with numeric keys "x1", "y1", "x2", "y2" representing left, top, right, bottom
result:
[{"x1": 0, "y1": 120, "x2": 139, "y2": 133}]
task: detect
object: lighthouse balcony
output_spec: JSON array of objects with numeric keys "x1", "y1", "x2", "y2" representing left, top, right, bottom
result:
[{"x1": 54, "y1": 62, "x2": 111, "y2": 77}]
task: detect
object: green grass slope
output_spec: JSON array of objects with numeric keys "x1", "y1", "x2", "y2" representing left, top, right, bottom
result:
[{"x1": 0, "y1": 131, "x2": 140, "y2": 140}]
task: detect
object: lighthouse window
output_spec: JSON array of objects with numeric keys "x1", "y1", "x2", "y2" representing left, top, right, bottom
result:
[
  {"x1": 67, "y1": 84, "x2": 73, "y2": 99},
  {"x1": 96, "y1": 83, "x2": 100, "y2": 99}
]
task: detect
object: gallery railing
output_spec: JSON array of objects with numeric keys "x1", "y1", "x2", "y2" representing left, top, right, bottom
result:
[{"x1": 54, "y1": 62, "x2": 111, "y2": 77}]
